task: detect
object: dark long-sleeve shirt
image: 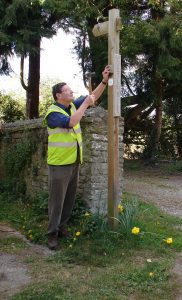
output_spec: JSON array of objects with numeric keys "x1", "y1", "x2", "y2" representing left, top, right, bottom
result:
[{"x1": 46, "y1": 96, "x2": 87, "y2": 128}]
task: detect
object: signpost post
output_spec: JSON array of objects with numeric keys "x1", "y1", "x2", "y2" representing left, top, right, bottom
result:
[{"x1": 92, "y1": 9, "x2": 121, "y2": 228}]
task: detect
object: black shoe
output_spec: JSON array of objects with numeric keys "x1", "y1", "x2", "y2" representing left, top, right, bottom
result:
[{"x1": 48, "y1": 232, "x2": 59, "y2": 250}]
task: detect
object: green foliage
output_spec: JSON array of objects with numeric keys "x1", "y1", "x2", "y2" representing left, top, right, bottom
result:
[
  {"x1": 31, "y1": 191, "x2": 48, "y2": 214},
  {"x1": 39, "y1": 78, "x2": 57, "y2": 116},
  {"x1": 0, "y1": 191, "x2": 48, "y2": 244},
  {"x1": 3, "y1": 137, "x2": 36, "y2": 176},
  {"x1": 160, "y1": 116, "x2": 179, "y2": 159},
  {"x1": 0, "y1": 177, "x2": 27, "y2": 199},
  {"x1": 119, "y1": 260, "x2": 171, "y2": 293},
  {"x1": 0, "y1": 0, "x2": 59, "y2": 56},
  {"x1": 69, "y1": 198, "x2": 107, "y2": 235},
  {"x1": 0, "y1": 93, "x2": 25, "y2": 123},
  {"x1": 160, "y1": 161, "x2": 182, "y2": 174},
  {"x1": 69, "y1": 197, "x2": 88, "y2": 223},
  {"x1": 1, "y1": 133, "x2": 37, "y2": 199}
]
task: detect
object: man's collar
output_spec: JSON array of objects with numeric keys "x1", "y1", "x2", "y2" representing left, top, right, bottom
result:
[{"x1": 55, "y1": 102, "x2": 71, "y2": 110}]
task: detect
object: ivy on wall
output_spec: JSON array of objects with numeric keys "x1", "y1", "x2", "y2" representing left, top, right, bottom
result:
[{"x1": 1, "y1": 131, "x2": 38, "y2": 200}]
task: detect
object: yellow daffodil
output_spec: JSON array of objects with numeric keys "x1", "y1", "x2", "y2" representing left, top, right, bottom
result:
[
  {"x1": 73, "y1": 237, "x2": 77, "y2": 241},
  {"x1": 149, "y1": 272, "x2": 154, "y2": 277},
  {"x1": 85, "y1": 212, "x2": 91, "y2": 217},
  {"x1": 131, "y1": 227, "x2": 140, "y2": 235},
  {"x1": 118, "y1": 204, "x2": 124, "y2": 213},
  {"x1": 75, "y1": 231, "x2": 81, "y2": 236},
  {"x1": 29, "y1": 234, "x2": 33, "y2": 239},
  {"x1": 166, "y1": 237, "x2": 173, "y2": 244}
]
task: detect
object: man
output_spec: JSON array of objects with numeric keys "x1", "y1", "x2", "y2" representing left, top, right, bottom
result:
[{"x1": 44, "y1": 66, "x2": 110, "y2": 250}]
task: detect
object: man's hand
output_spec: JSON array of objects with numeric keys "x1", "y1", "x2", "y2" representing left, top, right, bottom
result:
[
  {"x1": 69, "y1": 94, "x2": 95, "y2": 127},
  {"x1": 90, "y1": 66, "x2": 110, "y2": 104},
  {"x1": 102, "y1": 65, "x2": 110, "y2": 83},
  {"x1": 85, "y1": 94, "x2": 95, "y2": 106}
]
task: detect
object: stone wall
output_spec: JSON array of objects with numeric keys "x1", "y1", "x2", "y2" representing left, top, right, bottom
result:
[{"x1": 0, "y1": 107, "x2": 124, "y2": 214}]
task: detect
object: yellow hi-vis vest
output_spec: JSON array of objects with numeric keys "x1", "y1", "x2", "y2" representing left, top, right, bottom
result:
[{"x1": 44, "y1": 103, "x2": 83, "y2": 165}]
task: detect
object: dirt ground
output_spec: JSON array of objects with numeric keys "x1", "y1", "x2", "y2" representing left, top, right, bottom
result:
[
  {"x1": 0, "y1": 169, "x2": 182, "y2": 300},
  {"x1": 123, "y1": 169, "x2": 182, "y2": 217},
  {"x1": 0, "y1": 225, "x2": 52, "y2": 300}
]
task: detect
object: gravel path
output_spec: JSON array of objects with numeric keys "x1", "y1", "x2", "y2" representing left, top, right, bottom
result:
[{"x1": 123, "y1": 170, "x2": 182, "y2": 217}]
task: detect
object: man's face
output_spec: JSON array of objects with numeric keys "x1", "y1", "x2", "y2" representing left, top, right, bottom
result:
[{"x1": 56, "y1": 84, "x2": 74, "y2": 104}]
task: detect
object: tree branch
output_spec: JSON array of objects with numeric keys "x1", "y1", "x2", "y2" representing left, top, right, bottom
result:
[
  {"x1": 122, "y1": 73, "x2": 136, "y2": 97},
  {"x1": 140, "y1": 103, "x2": 155, "y2": 120},
  {"x1": 20, "y1": 55, "x2": 28, "y2": 91},
  {"x1": 81, "y1": 30, "x2": 89, "y2": 89}
]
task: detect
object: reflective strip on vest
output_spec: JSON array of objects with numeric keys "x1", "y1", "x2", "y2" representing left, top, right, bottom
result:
[
  {"x1": 48, "y1": 127, "x2": 81, "y2": 135},
  {"x1": 48, "y1": 141, "x2": 80, "y2": 147}
]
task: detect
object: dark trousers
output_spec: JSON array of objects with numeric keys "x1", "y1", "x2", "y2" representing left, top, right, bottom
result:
[{"x1": 48, "y1": 163, "x2": 79, "y2": 234}]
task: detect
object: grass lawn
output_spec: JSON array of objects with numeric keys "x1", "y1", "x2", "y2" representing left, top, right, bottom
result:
[{"x1": 0, "y1": 191, "x2": 182, "y2": 300}]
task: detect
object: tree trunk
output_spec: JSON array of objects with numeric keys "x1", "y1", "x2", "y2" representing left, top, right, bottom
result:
[
  {"x1": 26, "y1": 38, "x2": 40, "y2": 119},
  {"x1": 153, "y1": 99, "x2": 163, "y2": 154},
  {"x1": 143, "y1": 78, "x2": 163, "y2": 163}
]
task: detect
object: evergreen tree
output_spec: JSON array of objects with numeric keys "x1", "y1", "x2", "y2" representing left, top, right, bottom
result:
[
  {"x1": 0, "y1": 0, "x2": 68, "y2": 118},
  {"x1": 64, "y1": 0, "x2": 182, "y2": 162}
]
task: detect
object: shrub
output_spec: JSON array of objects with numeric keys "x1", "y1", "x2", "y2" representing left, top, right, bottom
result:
[{"x1": 0, "y1": 93, "x2": 25, "y2": 123}]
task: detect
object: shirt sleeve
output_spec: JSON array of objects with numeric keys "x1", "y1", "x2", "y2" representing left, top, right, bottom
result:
[
  {"x1": 46, "y1": 112, "x2": 70, "y2": 129},
  {"x1": 73, "y1": 95, "x2": 88, "y2": 109}
]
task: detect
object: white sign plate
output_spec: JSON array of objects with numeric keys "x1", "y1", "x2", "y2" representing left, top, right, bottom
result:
[{"x1": 108, "y1": 78, "x2": 114, "y2": 86}]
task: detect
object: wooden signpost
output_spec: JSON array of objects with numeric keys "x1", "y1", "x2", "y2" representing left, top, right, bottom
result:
[{"x1": 92, "y1": 9, "x2": 121, "y2": 228}]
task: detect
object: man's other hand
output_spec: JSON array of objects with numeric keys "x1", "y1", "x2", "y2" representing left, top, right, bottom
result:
[
  {"x1": 85, "y1": 94, "x2": 95, "y2": 106},
  {"x1": 102, "y1": 65, "x2": 110, "y2": 83}
]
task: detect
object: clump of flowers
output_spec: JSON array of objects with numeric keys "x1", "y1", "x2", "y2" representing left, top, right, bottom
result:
[
  {"x1": 68, "y1": 231, "x2": 81, "y2": 249},
  {"x1": 72, "y1": 231, "x2": 81, "y2": 242},
  {"x1": 26, "y1": 229, "x2": 33, "y2": 240},
  {"x1": 131, "y1": 226, "x2": 140, "y2": 235},
  {"x1": 164, "y1": 237, "x2": 173, "y2": 244},
  {"x1": 29, "y1": 234, "x2": 33, "y2": 240},
  {"x1": 84, "y1": 212, "x2": 91, "y2": 217},
  {"x1": 118, "y1": 204, "x2": 124, "y2": 213},
  {"x1": 116, "y1": 197, "x2": 139, "y2": 237}
]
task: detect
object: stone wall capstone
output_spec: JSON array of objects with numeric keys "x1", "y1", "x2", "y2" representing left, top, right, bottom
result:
[{"x1": 0, "y1": 107, "x2": 124, "y2": 214}]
